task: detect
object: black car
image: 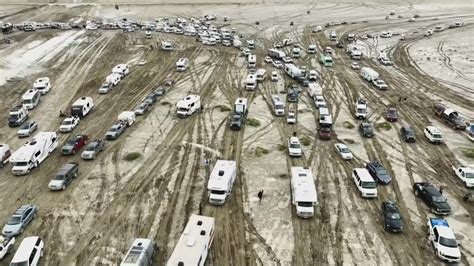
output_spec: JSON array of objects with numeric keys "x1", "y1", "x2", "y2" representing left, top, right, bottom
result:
[
  {"x1": 381, "y1": 202, "x2": 403, "y2": 233},
  {"x1": 366, "y1": 161, "x2": 391, "y2": 184},
  {"x1": 359, "y1": 122, "x2": 374, "y2": 138},
  {"x1": 296, "y1": 77, "x2": 309, "y2": 87},
  {"x1": 230, "y1": 113, "x2": 245, "y2": 130},
  {"x1": 400, "y1": 126, "x2": 416, "y2": 143},
  {"x1": 386, "y1": 107, "x2": 398, "y2": 122},
  {"x1": 144, "y1": 91, "x2": 159, "y2": 105},
  {"x1": 413, "y1": 182, "x2": 451, "y2": 215},
  {"x1": 287, "y1": 88, "x2": 299, "y2": 102},
  {"x1": 154, "y1": 86, "x2": 166, "y2": 96}
]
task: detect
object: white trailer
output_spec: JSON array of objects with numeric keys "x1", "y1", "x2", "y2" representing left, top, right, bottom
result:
[
  {"x1": 207, "y1": 160, "x2": 237, "y2": 205},
  {"x1": 120, "y1": 238, "x2": 155, "y2": 266},
  {"x1": 256, "y1": 69, "x2": 266, "y2": 82},
  {"x1": 271, "y1": 95, "x2": 285, "y2": 116},
  {"x1": 71, "y1": 96, "x2": 94, "y2": 118},
  {"x1": 10, "y1": 132, "x2": 58, "y2": 175},
  {"x1": 22, "y1": 89, "x2": 41, "y2": 110},
  {"x1": 118, "y1": 111, "x2": 136, "y2": 127},
  {"x1": 106, "y1": 73, "x2": 122, "y2": 86},
  {"x1": 166, "y1": 214, "x2": 215, "y2": 266},
  {"x1": 176, "y1": 95, "x2": 201, "y2": 117},
  {"x1": 319, "y1": 107, "x2": 333, "y2": 126},
  {"x1": 234, "y1": 98, "x2": 248, "y2": 114},
  {"x1": 33, "y1": 77, "x2": 51, "y2": 95},
  {"x1": 284, "y1": 64, "x2": 305, "y2": 79},
  {"x1": 247, "y1": 54, "x2": 256, "y2": 68},
  {"x1": 361, "y1": 67, "x2": 379, "y2": 82},
  {"x1": 112, "y1": 64, "x2": 130, "y2": 77},
  {"x1": 268, "y1": 48, "x2": 286, "y2": 59},
  {"x1": 245, "y1": 74, "x2": 257, "y2": 91},
  {"x1": 176, "y1": 58, "x2": 189, "y2": 71},
  {"x1": 307, "y1": 82, "x2": 323, "y2": 99},
  {"x1": 291, "y1": 167, "x2": 317, "y2": 218}
]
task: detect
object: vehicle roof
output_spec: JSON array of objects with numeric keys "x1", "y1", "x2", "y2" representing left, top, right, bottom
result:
[
  {"x1": 361, "y1": 122, "x2": 372, "y2": 127},
  {"x1": 426, "y1": 126, "x2": 440, "y2": 132},
  {"x1": 177, "y1": 95, "x2": 200, "y2": 107},
  {"x1": 291, "y1": 167, "x2": 317, "y2": 202},
  {"x1": 11, "y1": 236, "x2": 42, "y2": 263},
  {"x1": 72, "y1": 96, "x2": 93, "y2": 106},
  {"x1": 22, "y1": 89, "x2": 40, "y2": 99},
  {"x1": 11, "y1": 132, "x2": 56, "y2": 162},
  {"x1": 33, "y1": 77, "x2": 49, "y2": 85},
  {"x1": 14, "y1": 205, "x2": 33, "y2": 216},
  {"x1": 436, "y1": 226, "x2": 456, "y2": 238},
  {"x1": 289, "y1": 137, "x2": 300, "y2": 144},
  {"x1": 354, "y1": 168, "x2": 374, "y2": 181},
  {"x1": 336, "y1": 143, "x2": 348, "y2": 149},
  {"x1": 121, "y1": 238, "x2": 154, "y2": 265},
  {"x1": 383, "y1": 202, "x2": 400, "y2": 213},
  {"x1": 207, "y1": 160, "x2": 236, "y2": 190}
]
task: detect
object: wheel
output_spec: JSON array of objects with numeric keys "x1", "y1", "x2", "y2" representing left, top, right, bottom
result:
[
  {"x1": 62, "y1": 184, "x2": 66, "y2": 190},
  {"x1": 40, "y1": 249, "x2": 44, "y2": 257},
  {"x1": 72, "y1": 149, "x2": 76, "y2": 155},
  {"x1": 74, "y1": 172, "x2": 78, "y2": 178},
  {"x1": 20, "y1": 227, "x2": 24, "y2": 234},
  {"x1": 414, "y1": 189, "x2": 419, "y2": 196},
  {"x1": 33, "y1": 212, "x2": 37, "y2": 219}
]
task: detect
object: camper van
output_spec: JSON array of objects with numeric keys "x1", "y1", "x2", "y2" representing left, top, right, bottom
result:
[
  {"x1": 247, "y1": 39, "x2": 255, "y2": 49},
  {"x1": 307, "y1": 44, "x2": 317, "y2": 54},
  {"x1": 207, "y1": 160, "x2": 237, "y2": 205},
  {"x1": 352, "y1": 168, "x2": 378, "y2": 198},
  {"x1": 361, "y1": 67, "x2": 379, "y2": 82},
  {"x1": 176, "y1": 95, "x2": 201, "y2": 117},
  {"x1": 23, "y1": 22, "x2": 36, "y2": 31},
  {"x1": 247, "y1": 54, "x2": 256, "y2": 68},
  {"x1": 0, "y1": 144, "x2": 11, "y2": 168},
  {"x1": 320, "y1": 53, "x2": 333, "y2": 67},
  {"x1": 355, "y1": 98, "x2": 368, "y2": 119},
  {"x1": 166, "y1": 215, "x2": 215, "y2": 266},
  {"x1": 256, "y1": 69, "x2": 266, "y2": 82},
  {"x1": 308, "y1": 70, "x2": 318, "y2": 81},
  {"x1": 319, "y1": 107, "x2": 333, "y2": 126},
  {"x1": 176, "y1": 58, "x2": 189, "y2": 71},
  {"x1": 284, "y1": 64, "x2": 305, "y2": 79},
  {"x1": 120, "y1": 238, "x2": 155, "y2": 266},
  {"x1": 291, "y1": 167, "x2": 318, "y2": 218},
  {"x1": 308, "y1": 82, "x2": 323, "y2": 99},
  {"x1": 292, "y1": 47, "x2": 301, "y2": 58},
  {"x1": 10, "y1": 132, "x2": 58, "y2": 175},
  {"x1": 71, "y1": 97, "x2": 94, "y2": 118},
  {"x1": 268, "y1": 48, "x2": 286, "y2": 60},
  {"x1": 112, "y1": 64, "x2": 130, "y2": 77},
  {"x1": 118, "y1": 111, "x2": 136, "y2": 127},
  {"x1": 33, "y1": 77, "x2": 51, "y2": 95},
  {"x1": 271, "y1": 95, "x2": 285, "y2": 116},
  {"x1": 161, "y1": 41, "x2": 173, "y2": 51},
  {"x1": 145, "y1": 30, "x2": 152, "y2": 39},
  {"x1": 22, "y1": 89, "x2": 41, "y2": 110},
  {"x1": 10, "y1": 236, "x2": 44, "y2": 266},
  {"x1": 106, "y1": 73, "x2": 122, "y2": 86},
  {"x1": 329, "y1": 31, "x2": 337, "y2": 41},
  {"x1": 8, "y1": 106, "x2": 29, "y2": 127},
  {"x1": 245, "y1": 74, "x2": 257, "y2": 91}
]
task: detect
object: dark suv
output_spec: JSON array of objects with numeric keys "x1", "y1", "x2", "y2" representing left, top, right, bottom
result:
[
  {"x1": 359, "y1": 122, "x2": 374, "y2": 138},
  {"x1": 287, "y1": 87, "x2": 299, "y2": 102},
  {"x1": 400, "y1": 126, "x2": 416, "y2": 143},
  {"x1": 230, "y1": 113, "x2": 245, "y2": 130},
  {"x1": 366, "y1": 161, "x2": 391, "y2": 184},
  {"x1": 386, "y1": 107, "x2": 398, "y2": 122},
  {"x1": 48, "y1": 162, "x2": 79, "y2": 191},
  {"x1": 413, "y1": 182, "x2": 451, "y2": 215},
  {"x1": 381, "y1": 202, "x2": 403, "y2": 233}
]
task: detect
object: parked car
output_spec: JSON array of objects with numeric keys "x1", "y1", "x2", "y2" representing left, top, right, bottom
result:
[
  {"x1": 106, "y1": 121, "x2": 126, "y2": 140},
  {"x1": 59, "y1": 116, "x2": 80, "y2": 133},
  {"x1": 366, "y1": 161, "x2": 392, "y2": 184},
  {"x1": 272, "y1": 60, "x2": 283, "y2": 69},
  {"x1": 17, "y1": 121, "x2": 37, "y2": 138},
  {"x1": 287, "y1": 136, "x2": 302, "y2": 157},
  {"x1": 62, "y1": 134, "x2": 89, "y2": 155},
  {"x1": 334, "y1": 143, "x2": 353, "y2": 160},
  {"x1": 351, "y1": 62, "x2": 360, "y2": 69},
  {"x1": 373, "y1": 79, "x2": 388, "y2": 90},
  {"x1": 287, "y1": 87, "x2": 299, "y2": 102},
  {"x1": 99, "y1": 81, "x2": 113, "y2": 94},
  {"x1": 318, "y1": 126, "x2": 332, "y2": 140},
  {"x1": 230, "y1": 113, "x2": 245, "y2": 130},
  {"x1": 81, "y1": 139, "x2": 105, "y2": 160},
  {"x1": 154, "y1": 87, "x2": 166, "y2": 96},
  {"x1": 2, "y1": 205, "x2": 37, "y2": 236},
  {"x1": 413, "y1": 182, "x2": 451, "y2": 215},
  {"x1": 0, "y1": 235, "x2": 15, "y2": 259},
  {"x1": 134, "y1": 102, "x2": 149, "y2": 115},
  {"x1": 264, "y1": 56, "x2": 272, "y2": 63},
  {"x1": 359, "y1": 122, "x2": 374, "y2": 138},
  {"x1": 381, "y1": 202, "x2": 403, "y2": 233},
  {"x1": 144, "y1": 91, "x2": 159, "y2": 105},
  {"x1": 48, "y1": 162, "x2": 79, "y2": 191},
  {"x1": 386, "y1": 107, "x2": 398, "y2": 122},
  {"x1": 400, "y1": 125, "x2": 416, "y2": 143}
]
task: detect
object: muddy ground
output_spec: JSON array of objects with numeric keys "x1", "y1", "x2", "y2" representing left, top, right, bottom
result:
[{"x1": 0, "y1": 1, "x2": 473, "y2": 265}]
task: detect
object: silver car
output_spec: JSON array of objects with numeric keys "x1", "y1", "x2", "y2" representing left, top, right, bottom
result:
[
  {"x1": 2, "y1": 205, "x2": 37, "y2": 236},
  {"x1": 17, "y1": 121, "x2": 37, "y2": 138},
  {"x1": 134, "y1": 102, "x2": 149, "y2": 115},
  {"x1": 81, "y1": 140, "x2": 105, "y2": 160}
]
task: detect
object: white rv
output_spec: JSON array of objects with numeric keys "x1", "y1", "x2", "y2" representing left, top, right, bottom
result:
[
  {"x1": 319, "y1": 107, "x2": 333, "y2": 126},
  {"x1": 284, "y1": 64, "x2": 305, "y2": 79},
  {"x1": 268, "y1": 48, "x2": 286, "y2": 60},
  {"x1": 118, "y1": 111, "x2": 136, "y2": 127},
  {"x1": 71, "y1": 96, "x2": 94, "y2": 118},
  {"x1": 291, "y1": 167, "x2": 318, "y2": 218},
  {"x1": 271, "y1": 95, "x2": 285, "y2": 116},
  {"x1": 176, "y1": 95, "x2": 201, "y2": 117},
  {"x1": 10, "y1": 132, "x2": 58, "y2": 175},
  {"x1": 245, "y1": 74, "x2": 257, "y2": 91},
  {"x1": 292, "y1": 47, "x2": 301, "y2": 58},
  {"x1": 112, "y1": 64, "x2": 130, "y2": 77},
  {"x1": 120, "y1": 238, "x2": 155, "y2": 266},
  {"x1": 166, "y1": 214, "x2": 215, "y2": 266},
  {"x1": 307, "y1": 82, "x2": 323, "y2": 99},
  {"x1": 145, "y1": 30, "x2": 152, "y2": 39},
  {"x1": 161, "y1": 41, "x2": 173, "y2": 51},
  {"x1": 307, "y1": 44, "x2": 317, "y2": 54},
  {"x1": 355, "y1": 98, "x2": 368, "y2": 119},
  {"x1": 33, "y1": 77, "x2": 51, "y2": 95},
  {"x1": 22, "y1": 89, "x2": 41, "y2": 110},
  {"x1": 256, "y1": 69, "x2": 266, "y2": 82},
  {"x1": 106, "y1": 73, "x2": 122, "y2": 86},
  {"x1": 10, "y1": 236, "x2": 44, "y2": 266},
  {"x1": 247, "y1": 39, "x2": 255, "y2": 49},
  {"x1": 329, "y1": 31, "x2": 337, "y2": 41},
  {"x1": 207, "y1": 160, "x2": 237, "y2": 205},
  {"x1": 361, "y1": 67, "x2": 379, "y2": 82},
  {"x1": 247, "y1": 54, "x2": 256, "y2": 68},
  {"x1": 176, "y1": 58, "x2": 189, "y2": 71}
]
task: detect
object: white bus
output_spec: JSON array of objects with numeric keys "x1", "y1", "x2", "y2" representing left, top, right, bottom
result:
[
  {"x1": 207, "y1": 160, "x2": 237, "y2": 205},
  {"x1": 291, "y1": 167, "x2": 318, "y2": 218},
  {"x1": 22, "y1": 89, "x2": 41, "y2": 110}
]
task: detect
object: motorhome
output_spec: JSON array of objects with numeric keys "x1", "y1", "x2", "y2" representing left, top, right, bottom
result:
[
  {"x1": 307, "y1": 44, "x2": 317, "y2": 54},
  {"x1": 351, "y1": 50, "x2": 362, "y2": 60},
  {"x1": 256, "y1": 69, "x2": 266, "y2": 82},
  {"x1": 355, "y1": 98, "x2": 368, "y2": 119},
  {"x1": 271, "y1": 71, "x2": 278, "y2": 82},
  {"x1": 161, "y1": 41, "x2": 173, "y2": 51},
  {"x1": 308, "y1": 82, "x2": 323, "y2": 99},
  {"x1": 271, "y1": 95, "x2": 285, "y2": 116},
  {"x1": 320, "y1": 53, "x2": 333, "y2": 67},
  {"x1": 71, "y1": 96, "x2": 94, "y2": 118},
  {"x1": 33, "y1": 77, "x2": 51, "y2": 95},
  {"x1": 120, "y1": 238, "x2": 155, "y2": 266},
  {"x1": 118, "y1": 111, "x2": 136, "y2": 127},
  {"x1": 166, "y1": 214, "x2": 215, "y2": 266},
  {"x1": 112, "y1": 64, "x2": 130, "y2": 77},
  {"x1": 247, "y1": 39, "x2": 255, "y2": 49},
  {"x1": 245, "y1": 74, "x2": 257, "y2": 91},
  {"x1": 176, "y1": 58, "x2": 189, "y2": 71},
  {"x1": 21, "y1": 89, "x2": 41, "y2": 110},
  {"x1": 268, "y1": 48, "x2": 286, "y2": 60},
  {"x1": 308, "y1": 70, "x2": 318, "y2": 81},
  {"x1": 329, "y1": 31, "x2": 337, "y2": 41},
  {"x1": 247, "y1": 54, "x2": 257, "y2": 68},
  {"x1": 292, "y1": 47, "x2": 301, "y2": 58},
  {"x1": 0, "y1": 144, "x2": 11, "y2": 168},
  {"x1": 284, "y1": 64, "x2": 305, "y2": 79},
  {"x1": 10, "y1": 132, "x2": 58, "y2": 175},
  {"x1": 10, "y1": 236, "x2": 44, "y2": 266},
  {"x1": 106, "y1": 73, "x2": 122, "y2": 86},
  {"x1": 23, "y1": 22, "x2": 36, "y2": 31},
  {"x1": 291, "y1": 167, "x2": 318, "y2": 218},
  {"x1": 361, "y1": 67, "x2": 379, "y2": 82},
  {"x1": 207, "y1": 160, "x2": 237, "y2": 205},
  {"x1": 8, "y1": 106, "x2": 28, "y2": 127},
  {"x1": 145, "y1": 30, "x2": 152, "y2": 39},
  {"x1": 176, "y1": 95, "x2": 201, "y2": 117},
  {"x1": 319, "y1": 107, "x2": 333, "y2": 126}
]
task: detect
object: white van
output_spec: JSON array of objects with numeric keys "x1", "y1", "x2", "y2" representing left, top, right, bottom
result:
[
  {"x1": 245, "y1": 74, "x2": 257, "y2": 91},
  {"x1": 112, "y1": 64, "x2": 130, "y2": 77},
  {"x1": 161, "y1": 41, "x2": 173, "y2": 51},
  {"x1": 256, "y1": 69, "x2": 266, "y2": 82},
  {"x1": 247, "y1": 54, "x2": 256, "y2": 68},
  {"x1": 291, "y1": 167, "x2": 318, "y2": 218},
  {"x1": 176, "y1": 95, "x2": 201, "y2": 117},
  {"x1": 352, "y1": 168, "x2": 377, "y2": 198},
  {"x1": 424, "y1": 126, "x2": 443, "y2": 144},
  {"x1": 106, "y1": 73, "x2": 122, "y2": 86},
  {"x1": 10, "y1": 236, "x2": 44, "y2": 266},
  {"x1": 361, "y1": 67, "x2": 379, "y2": 82},
  {"x1": 271, "y1": 95, "x2": 285, "y2": 116},
  {"x1": 271, "y1": 71, "x2": 278, "y2": 82},
  {"x1": 307, "y1": 44, "x2": 317, "y2": 54},
  {"x1": 22, "y1": 89, "x2": 41, "y2": 110},
  {"x1": 33, "y1": 77, "x2": 51, "y2": 95},
  {"x1": 71, "y1": 97, "x2": 94, "y2": 118},
  {"x1": 118, "y1": 111, "x2": 136, "y2": 127},
  {"x1": 207, "y1": 160, "x2": 237, "y2": 205},
  {"x1": 308, "y1": 70, "x2": 318, "y2": 81},
  {"x1": 176, "y1": 58, "x2": 189, "y2": 71},
  {"x1": 292, "y1": 47, "x2": 301, "y2": 58}
]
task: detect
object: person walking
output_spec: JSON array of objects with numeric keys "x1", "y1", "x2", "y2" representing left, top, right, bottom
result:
[
  {"x1": 257, "y1": 190, "x2": 264, "y2": 202},
  {"x1": 439, "y1": 186, "x2": 444, "y2": 195}
]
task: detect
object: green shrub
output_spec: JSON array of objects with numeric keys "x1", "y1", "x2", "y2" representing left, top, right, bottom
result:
[
  {"x1": 301, "y1": 137, "x2": 311, "y2": 146},
  {"x1": 255, "y1": 146, "x2": 269, "y2": 157},
  {"x1": 247, "y1": 118, "x2": 261, "y2": 127},
  {"x1": 160, "y1": 101, "x2": 170, "y2": 105},
  {"x1": 215, "y1": 105, "x2": 231, "y2": 112},
  {"x1": 462, "y1": 148, "x2": 474, "y2": 159},
  {"x1": 124, "y1": 152, "x2": 141, "y2": 161},
  {"x1": 343, "y1": 121, "x2": 354, "y2": 129},
  {"x1": 277, "y1": 144, "x2": 286, "y2": 151},
  {"x1": 376, "y1": 122, "x2": 392, "y2": 130}
]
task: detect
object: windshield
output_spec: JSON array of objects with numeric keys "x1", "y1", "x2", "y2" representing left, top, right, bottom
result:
[
  {"x1": 23, "y1": 99, "x2": 32, "y2": 104},
  {"x1": 210, "y1": 190, "x2": 226, "y2": 195},
  {"x1": 177, "y1": 107, "x2": 189, "y2": 112},
  {"x1": 10, "y1": 262, "x2": 28, "y2": 266},
  {"x1": 72, "y1": 106, "x2": 82, "y2": 111},
  {"x1": 62, "y1": 120, "x2": 72, "y2": 125},
  {"x1": 86, "y1": 144, "x2": 97, "y2": 151},
  {"x1": 66, "y1": 139, "x2": 76, "y2": 145},
  {"x1": 357, "y1": 108, "x2": 366, "y2": 113},
  {"x1": 439, "y1": 237, "x2": 458, "y2": 248},
  {"x1": 13, "y1": 162, "x2": 28, "y2": 167},
  {"x1": 377, "y1": 169, "x2": 388, "y2": 175},
  {"x1": 7, "y1": 216, "x2": 21, "y2": 225},
  {"x1": 290, "y1": 143, "x2": 300, "y2": 149},
  {"x1": 341, "y1": 148, "x2": 350, "y2": 153},
  {"x1": 386, "y1": 212, "x2": 401, "y2": 220},
  {"x1": 405, "y1": 130, "x2": 415, "y2": 136},
  {"x1": 20, "y1": 123, "x2": 30, "y2": 129},
  {"x1": 53, "y1": 174, "x2": 65, "y2": 180},
  {"x1": 466, "y1": 172, "x2": 474, "y2": 179},
  {"x1": 433, "y1": 134, "x2": 443, "y2": 139},
  {"x1": 9, "y1": 114, "x2": 19, "y2": 120},
  {"x1": 362, "y1": 181, "x2": 376, "y2": 189},
  {"x1": 297, "y1": 202, "x2": 313, "y2": 207},
  {"x1": 433, "y1": 196, "x2": 447, "y2": 203},
  {"x1": 364, "y1": 126, "x2": 373, "y2": 133},
  {"x1": 276, "y1": 105, "x2": 284, "y2": 110},
  {"x1": 109, "y1": 127, "x2": 118, "y2": 132}
]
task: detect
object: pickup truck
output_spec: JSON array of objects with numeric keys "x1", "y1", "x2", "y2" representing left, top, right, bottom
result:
[
  {"x1": 413, "y1": 182, "x2": 451, "y2": 215},
  {"x1": 453, "y1": 166, "x2": 474, "y2": 188},
  {"x1": 230, "y1": 113, "x2": 245, "y2": 130},
  {"x1": 0, "y1": 235, "x2": 15, "y2": 260},
  {"x1": 433, "y1": 103, "x2": 466, "y2": 130},
  {"x1": 427, "y1": 218, "x2": 461, "y2": 263}
]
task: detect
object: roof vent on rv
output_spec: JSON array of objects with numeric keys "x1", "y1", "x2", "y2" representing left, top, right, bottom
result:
[
  {"x1": 186, "y1": 237, "x2": 196, "y2": 247},
  {"x1": 197, "y1": 220, "x2": 203, "y2": 226},
  {"x1": 218, "y1": 170, "x2": 225, "y2": 176},
  {"x1": 81, "y1": 97, "x2": 86, "y2": 100},
  {"x1": 137, "y1": 242, "x2": 142, "y2": 246},
  {"x1": 29, "y1": 140, "x2": 37, "y2": 145},
  {"x1": 178, "y1": 262, "x2": 184, "y2": 266},
  {"x1": 200, "y1": 230, "x2": 206, "y2": 236}
]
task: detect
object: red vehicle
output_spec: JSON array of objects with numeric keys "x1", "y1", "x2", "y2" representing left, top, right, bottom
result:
[
  {"x1": 61, "y1": 134, "x2": 89, "y2": 155},
  {"x1": 319, "y1": 127, "x2": 332, "y2": 140}
]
